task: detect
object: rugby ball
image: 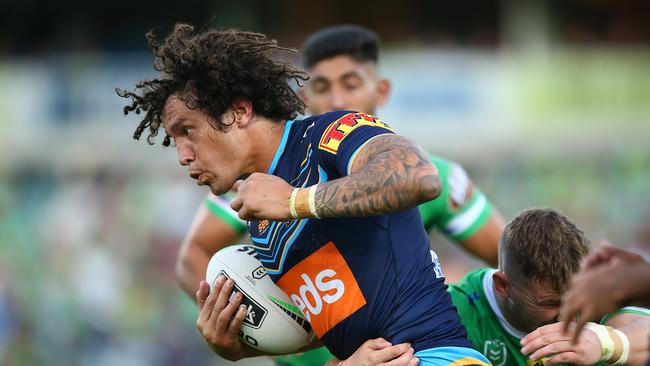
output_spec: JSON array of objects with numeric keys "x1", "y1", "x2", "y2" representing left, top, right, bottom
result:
[{"x1": 206, "y1": 245, "x2": 315, "y2": 353}]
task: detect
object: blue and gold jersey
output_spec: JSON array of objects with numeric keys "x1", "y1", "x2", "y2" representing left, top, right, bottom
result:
[{"x1": 247, "y1": 111, "x2": 471, "y2": 359}]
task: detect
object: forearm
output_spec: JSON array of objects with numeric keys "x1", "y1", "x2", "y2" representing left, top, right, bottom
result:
[
  {"x1": 315, "y1": 135, "x2": 441, "y2": 218},
  {"x1": 176, "y1": 243, "x2": 210, "y2": 301},
  {"x1": 459, "y1": 210, "x2": 504, "y2": 267}
]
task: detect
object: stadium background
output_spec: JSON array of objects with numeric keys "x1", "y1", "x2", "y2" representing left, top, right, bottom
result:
[{"x1": 1, "y1": 1, "x2": 649, "y2": 365}]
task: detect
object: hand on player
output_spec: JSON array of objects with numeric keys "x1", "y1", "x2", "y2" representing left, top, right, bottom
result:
[
  {"x1": 559, "y1": 249, "x2": 645, "y2": 340},
  {"x1": 338, "y1": 338, "x2": 419, "y2": 366},
  {"x1": 196, "y1": 277, "x2": 248, "y2": 360},
  {"x1": 580, "y1": 244, "x2": 644, "y2": 271},
  {"x1": 230, "y1": 172, "x2": 293, "y2": 221},
  {"x1": 521, "y1": 322, "x2": 601, "y2": 366}
]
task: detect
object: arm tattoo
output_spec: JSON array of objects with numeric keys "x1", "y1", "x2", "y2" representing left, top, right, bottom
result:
[{"x1": 315, "y1": 135, "x2": 442, "y2": 218}]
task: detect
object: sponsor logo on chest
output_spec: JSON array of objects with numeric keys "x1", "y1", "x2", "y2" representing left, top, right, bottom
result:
[{"x1": 276, "y1": 241, "x2": 366, "y2": 337}]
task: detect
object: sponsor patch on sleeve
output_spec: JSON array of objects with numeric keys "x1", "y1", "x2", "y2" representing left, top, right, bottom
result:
[{"x1": 318, "y1": 113, "x2": 393, "y2": 155}]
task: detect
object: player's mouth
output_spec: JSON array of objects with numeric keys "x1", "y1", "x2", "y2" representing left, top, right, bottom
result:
[{"x1": 189, "y1": 171, "x2": 202, "y2": 181}]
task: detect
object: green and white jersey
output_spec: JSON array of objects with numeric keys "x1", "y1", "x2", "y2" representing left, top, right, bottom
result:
[
  {"x1": 204, "y1": 191, "x2": 247, "y2": 235},
  {"x1": 419, "y1": 156, "x2": 493, "y2": 242},
  {"x1": 205, "y1": 155, "x2": 494, "y2": 244},
  {"x1": 448, "y1": 269, "x2": 650, "y2": 366}
]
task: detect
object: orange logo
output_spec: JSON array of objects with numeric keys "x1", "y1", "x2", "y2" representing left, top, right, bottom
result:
[
  {"x1": 258, "y1": 220, "x2": 270, "y2": 234},
  {"x1": 276, "y1": 242, "x2": 366, "y2": 337},
  {"x1": 318, "y1": 113, "x2": 393, "y2": 155}
]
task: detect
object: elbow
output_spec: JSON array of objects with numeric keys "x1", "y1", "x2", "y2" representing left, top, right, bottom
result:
[
  {"x1": 420, "y1": 166, "x2": 442, "y2": 203},
  {"x1": 175, "y1": 248, "x2": 188, "y2": 285},
  {"x1": 175, "y1": 241, "x2": 193, "y2": 286}
]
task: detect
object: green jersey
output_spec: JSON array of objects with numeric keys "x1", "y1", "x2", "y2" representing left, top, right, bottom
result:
[
  {"x1": 448, "y1": 268, "x2": 650, "y2": 366},
  {"x1": 203, "y1": 156, "x2": 495, "y2": 366}
]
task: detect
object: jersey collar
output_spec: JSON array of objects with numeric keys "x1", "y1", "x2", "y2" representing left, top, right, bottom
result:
[
  {"x1": 267, "y1": 120, "x2": 294, "y2": 175},
  {"x1": 482, "y1": 269, "x2": 528, "y2": 340}
]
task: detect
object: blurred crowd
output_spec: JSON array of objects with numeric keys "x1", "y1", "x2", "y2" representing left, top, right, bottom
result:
[{"x1": 0, "y1": 164, "x2": 219, "y2": 365}]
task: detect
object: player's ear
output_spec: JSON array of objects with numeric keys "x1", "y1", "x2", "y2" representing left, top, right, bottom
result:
[
  {"x1": 376, "y1": 78, "x2": 391, "y2": 108},
  {"x1": 231, "y1": 98, "x2": 254, "y2": 127},
  {"x1": 492, "y1": 271, "x2": 509, "y2": 298}
]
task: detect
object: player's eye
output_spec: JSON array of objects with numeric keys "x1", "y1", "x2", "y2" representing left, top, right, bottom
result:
[
  {"x1": 310, "y1": 81, "x2": 329, "y2": 94},
  {"x1": 344, "y1": 81, "x2": 361, "y2": 90},
  {"x1": 182, "y1": 127, "x2": 192, "y2": 136}
]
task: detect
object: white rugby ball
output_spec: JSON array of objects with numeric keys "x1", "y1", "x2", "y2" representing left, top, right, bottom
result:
[{"x1": 206, "y1": 245, "x2": 315, "y2": 353}]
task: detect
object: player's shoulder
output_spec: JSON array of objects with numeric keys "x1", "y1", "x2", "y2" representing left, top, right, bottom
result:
[
  {"x1": 302, "y1": 110, "x2": 393, "y2": 154},
  {"x1": 600, "y1": 305, "x2": 650, "y2": 324},
  {"x1": 290, "y1": 111, "x2": 351, "y2": 143},
  {"x1": 449, "y1": 269, "x2": 494, "y2": 328},
  {"x1": 449, "y1": 268, "x2": 491, "y2": 296}
]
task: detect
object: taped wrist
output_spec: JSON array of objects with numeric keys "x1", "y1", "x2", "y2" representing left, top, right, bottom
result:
[
  {"x1": 584, "y1": 322, "x2": 630, "y2": 365},
  {"x1": 289, "y1": 185, "x2": 320, "y2": 219}
]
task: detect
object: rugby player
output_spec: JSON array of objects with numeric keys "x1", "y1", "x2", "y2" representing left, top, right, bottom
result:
[
  {"x1": 335, "y1": 208, "x2": 650, "y2": 366},
  {"x1": 175, "y1": 24, "x2": 504, "y2": 366},
  {"x1": 118, "y1": 24, "x2": 491, "y2": 366}
]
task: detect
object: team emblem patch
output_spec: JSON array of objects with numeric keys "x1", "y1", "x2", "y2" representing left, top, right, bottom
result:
[
  {"x1": 258, "y1": 220, "x2": 270, "y2": 235},
  {"x1": 318, "y1": 113, "x2": 393, "y2": 155},
  {"x1": 484, "y1": 339, "x2": 507, "y2": 366}
]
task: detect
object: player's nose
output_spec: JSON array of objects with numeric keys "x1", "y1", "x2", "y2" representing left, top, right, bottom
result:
[
  {"x1": 330, "y1": 90, "x2": 349, "y2": 111},
  {"x1": 176, "y1": 141, "x2": 195, "y2": 166}
]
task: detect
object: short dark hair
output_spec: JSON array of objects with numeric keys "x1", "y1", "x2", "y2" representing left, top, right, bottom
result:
[
  {"x1": 116, "y1": 24, "x2": 308, "y2": 146},
  {"x1": 500, "y1": 208, "x2": 591, "y2": 293},
  {"x1": 301, "y1": 24, "x2": 379, "y2": 69}
]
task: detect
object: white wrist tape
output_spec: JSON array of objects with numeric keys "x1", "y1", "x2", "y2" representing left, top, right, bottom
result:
[
  {"x1": 308, "y1": 184, "x2": 320, "y2": 219},
  {"x1": 611, "y1": 329, "x2": 630, "y2": 366},
  {"x1": 584, "y1": 322, "x2": 630, "y2": 365},
  {"x1": 289, "y1": 188, "x2": 299, "y2": 219},
  {"x1": 585, "y1": 322, "x2": 615, "y2": 361}
]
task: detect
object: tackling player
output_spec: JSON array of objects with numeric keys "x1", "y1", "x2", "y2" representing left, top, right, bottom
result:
[
  {"x1": 335, "y1": 208, "x2": 650, "y2": 366},
  {"x1": 118, "y1": 24, "x2": 491, "y2": 366},
  {"x1": 176, "y1": 24, "x2": 505, "y2": 366}
]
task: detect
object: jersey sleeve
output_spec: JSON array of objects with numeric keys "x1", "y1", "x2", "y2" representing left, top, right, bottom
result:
[
  {"x1": 311, "y1": 112, "x2": 394, "y2": 177},
  {"x1": 419, "y1": 157, "x2": 493, "y2": 242},
  {"x1": 599, "y1": 306, "x2": 650, "y2": 324},
  {"x1": 204, "y1": 192, "x2": 247, "y2": 234}
]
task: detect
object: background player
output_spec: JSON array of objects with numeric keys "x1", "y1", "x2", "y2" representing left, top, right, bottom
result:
[
  {"x1": 335, "y1": 208, "x2": 650, "y2": 365},
  {"x1": 176, "y1": 24, "x2": 505, "y2": 365},
  {"x1": 119, "y1": 24, "x2": 491, "y2": 366}
]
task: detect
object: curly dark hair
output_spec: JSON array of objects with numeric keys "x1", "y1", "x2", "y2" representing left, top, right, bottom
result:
[{"x1": 116, "y1": 24, "x2": 308, "y2": 146}]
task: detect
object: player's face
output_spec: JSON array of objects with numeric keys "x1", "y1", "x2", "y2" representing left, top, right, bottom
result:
[
  {"x1": 162, "y1": 96, "x2": 246, "y2": 195},
  {"x1": 303, "y1": 55, "x2": 389, "y2": 115},
  {"x1": 506, "y1": 279, "x2": 562, "y2": 333}
]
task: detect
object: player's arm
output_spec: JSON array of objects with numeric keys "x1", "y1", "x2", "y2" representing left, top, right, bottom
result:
[
  {"x1": 521, "y1": 310, "x2": 650, "y2": 366},
  {"x1": 232, "y1": 134, "x2": 441, "y2": 220},
  {"x1": 177, "y1": 196, "x2": 246, "y2": 300},
  {"x1": 457, "y1": 211, "x2": 504, "y2": 267},
  {"x1": 602, "y1": 312, "x2": 650, "y2": 366},
  {"x1": 315, "y1": 134, "x2": 441, "y2": 217},
  {"x1": 423, "y1": 159, "x2": 504, "y2": 267}
]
